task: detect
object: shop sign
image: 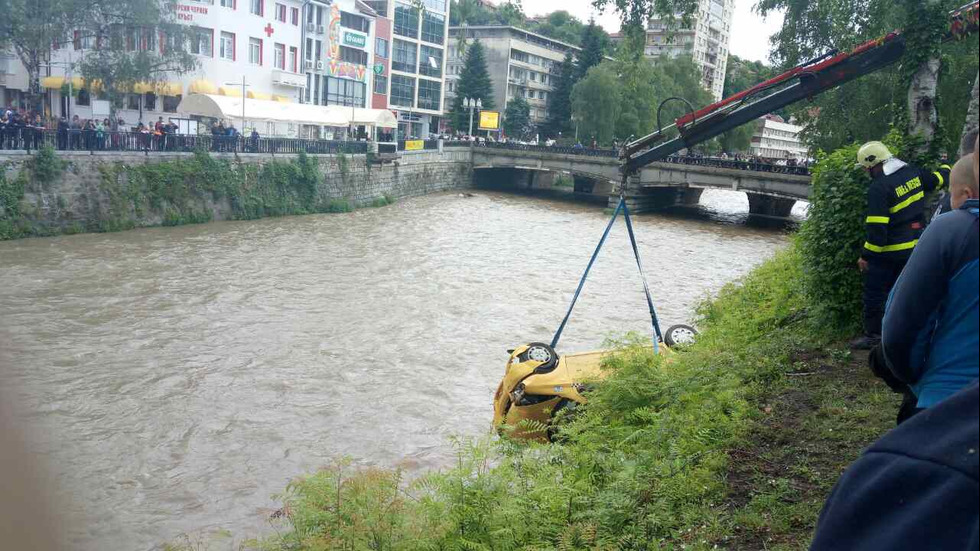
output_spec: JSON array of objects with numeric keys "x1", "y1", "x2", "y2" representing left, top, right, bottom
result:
[
  {"x1": 343, "y1": 31, "x2": 367, "y2": 48},
  {"x1": 404, "y1": 140, "x2": 425, "y2": 151}
]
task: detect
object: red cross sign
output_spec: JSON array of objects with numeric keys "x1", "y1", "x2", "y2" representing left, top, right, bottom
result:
[{"x1": 264, "y1": 23, "x2": 275, "y2": 37}]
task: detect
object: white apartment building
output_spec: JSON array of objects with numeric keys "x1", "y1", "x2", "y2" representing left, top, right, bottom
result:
[
  {"x1": 749, "y1": 115, "x2": 808, "y2": 160},
  {"x1": 363, "y1": 0, "x2": 450, "y2": 138},
  {"x1": 637, "y1": 0, "x2": 734, "y2": 101},
  {"x1": 446, "y1": 26, "x2": 579, "y2": 133}
]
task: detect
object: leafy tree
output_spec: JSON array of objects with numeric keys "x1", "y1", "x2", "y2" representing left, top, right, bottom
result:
[
  {"x1": 495, "y1": 1, "x2": 526, "y2": 26},
  {"x1": 576, "y1": 20, "x2": 608, "y2": 80},
  {"x1": 527, "y1": 11, "x2": 587, "y2": 46},
  {"x1": 545, "y1": 52, "x2": 576, "y2": 139},
  {"x1": 571, "y1": 64, "x2": 621, "y2": 144},
  {"x1": 503, "y1": 96, "x2": 531, "y2": 138},
  {"x1": 449, "y1": 40, "x2": 495, "y2": 133}
]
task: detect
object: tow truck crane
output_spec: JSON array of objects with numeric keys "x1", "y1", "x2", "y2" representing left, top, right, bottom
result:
[{"x1": 620, "y1": 1, "x2": 979, "y2": 176}]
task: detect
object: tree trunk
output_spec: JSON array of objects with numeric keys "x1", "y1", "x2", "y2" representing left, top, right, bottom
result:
[
  {"x1": 908, "y1": 57, "x2": 941, "y2": 150},
  {"x1": 960, "y1": 73, "x2": 979, "y2": 157}
]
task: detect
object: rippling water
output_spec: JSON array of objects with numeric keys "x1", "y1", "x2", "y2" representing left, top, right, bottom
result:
[{"x1": 0, "y1": 189, "x2": 795, "y2": 550}]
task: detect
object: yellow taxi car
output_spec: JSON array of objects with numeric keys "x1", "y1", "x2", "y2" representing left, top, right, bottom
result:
[{"x1": 492, "y1": 325, "x2": 695, "y2": 441}]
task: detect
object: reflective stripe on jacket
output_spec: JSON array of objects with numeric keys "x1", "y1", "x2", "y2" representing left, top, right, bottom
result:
[{"x1": 863, "y1": 164, "x2": 951, "y2": 261}]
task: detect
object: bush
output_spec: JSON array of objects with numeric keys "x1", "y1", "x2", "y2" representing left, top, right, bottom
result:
[{"x1": 797, "y1": 129, "x2": 930, "y2": 333}]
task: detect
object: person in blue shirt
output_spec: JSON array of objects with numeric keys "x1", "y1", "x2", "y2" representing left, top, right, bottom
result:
[{"x1": 880, "y1": 154, "x2": 979, "y2": 422}]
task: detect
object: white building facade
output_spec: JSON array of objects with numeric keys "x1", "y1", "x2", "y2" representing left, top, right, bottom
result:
[
  {"x1": 446, "y1": 26, "x2": 579, "y2": 133},
  {"x1": 750, "y1": 115, "x2": 808, "y2": 160},
  {"x1": 638, "y1": 0, "x2": 733, "y2": 101}
]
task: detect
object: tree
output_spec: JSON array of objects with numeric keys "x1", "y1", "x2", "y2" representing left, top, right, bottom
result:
[
  {"x1": 545, "y1": 52, "x2": 576, "y2": 139},
  {"x1": 449, "y1": 40, "x2": 495, "y2": 133},
  {"x1": 503, "y1": 96, "x2": 531, "y2": 138},
  {"x1": 0, "y1": 0, "x2": 197, "y2": 115},
  {"x1": 527, "y1": 11, "x2": 586, "y2": 46},
  {"x1": 571, "y1": 64, "x2": 622, "y2": 144},
  {"x1": 576, "y1": 20, "x2": 607, "y2": 80}
]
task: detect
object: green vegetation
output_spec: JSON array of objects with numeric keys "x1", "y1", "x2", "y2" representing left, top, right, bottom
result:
[
  {"x1": 448, "y1": 40, "x2": 496, "y2": 133},
  {"x1": 203, "y1": 244, "x2": 894, "y2": 551},
  {"x1": 0, "y1": 150, "x2": 393, "y2": 241}
]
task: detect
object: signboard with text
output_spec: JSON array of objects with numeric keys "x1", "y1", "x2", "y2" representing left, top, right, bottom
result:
[
  {"x1": 478, "y1": 111, "x2": 500, "y2": 131},
  {"x1": 343, "y1": 31, "x2": 367, "y2": 48},
  {"x1": 404, "y1": 140, "x2": 425, "y2": 151}
]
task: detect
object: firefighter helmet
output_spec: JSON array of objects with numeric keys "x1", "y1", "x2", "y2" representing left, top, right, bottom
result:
[{"x1": 856, "y1": 141, "x2": 893, "y2": 169}]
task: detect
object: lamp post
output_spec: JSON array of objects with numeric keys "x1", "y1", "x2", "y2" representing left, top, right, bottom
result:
[
  {"x1": 223, "y1": 76, "x2": 249, "y2": 132},
  {"x1": 464, "y1": 97, "x2": 482, "y2": 137}
]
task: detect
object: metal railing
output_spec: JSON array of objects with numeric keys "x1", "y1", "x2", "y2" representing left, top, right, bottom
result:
[
  {"x1": 474, "y1": 141, "x2": 811, "y2": 176},
  {"x1": 0, "y1": 128, "x2": 369, "y2": 155}
]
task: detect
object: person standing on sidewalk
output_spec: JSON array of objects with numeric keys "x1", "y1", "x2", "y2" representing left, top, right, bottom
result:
[{"x1": 851, "y1": 141, "x2": 951, "y2": 350}]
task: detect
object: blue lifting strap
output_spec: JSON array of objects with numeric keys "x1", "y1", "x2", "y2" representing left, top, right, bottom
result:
[{"x1": 550, "y1": 197, "x2": 663, "y2": 353}]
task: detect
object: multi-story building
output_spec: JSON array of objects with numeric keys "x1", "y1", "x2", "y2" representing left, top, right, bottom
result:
[
  {"x1": 446, "y1": 26, "x2": 579, "y2": 134},
  {"x1": 631, "y1": 0, "x2": 734, "y2": 101},
  {"x1": 749, "y1": 114, "x2": 808, "y2": 160},
  {"x1": 364, "y1": 0, "x2": 450, "y2": 138},
  {"x1": 2, "y1": 0, "x2": 312, "y2": 132}
]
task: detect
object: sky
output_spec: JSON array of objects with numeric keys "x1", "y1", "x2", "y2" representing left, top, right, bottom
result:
[{"x1": 519, "y1": 0, "x2": 785, "y2": 63}]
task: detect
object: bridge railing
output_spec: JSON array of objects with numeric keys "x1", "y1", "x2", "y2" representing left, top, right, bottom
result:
[
  {"x1": 0, "y1": 128, "x2": 370, "y2": 155},
  {"x1": 473, "y1": 140, "x2": 811, "y2": 176}
]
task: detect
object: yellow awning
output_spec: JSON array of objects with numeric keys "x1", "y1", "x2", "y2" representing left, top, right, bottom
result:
[
  {"x1": 133, "y1": 81, "x2": 182, "y2": 96},
  {"x1": 247, "y1": 91, "x2": 272, "y2": 100},
  {"x1": 40, "y1": 76, "x2": 84, "y2": 90},
  {"x1": 272, "y1": 95, "x2": 292, "y2": 103},
  {"x1": 188, "y1": 79, "x2": 218, "y2": 95},
  {"x1": 218, "y1": 86, "x2": 243, "y2": 97}
]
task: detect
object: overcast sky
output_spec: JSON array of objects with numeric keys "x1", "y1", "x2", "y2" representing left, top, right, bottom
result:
[{"x1": 520, "y1": 0, "x2": 784, "y2": 63}]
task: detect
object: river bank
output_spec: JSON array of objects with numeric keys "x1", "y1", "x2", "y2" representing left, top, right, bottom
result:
[{"x1": 210, "y1": 245, "x2": 895, "y2": 551}]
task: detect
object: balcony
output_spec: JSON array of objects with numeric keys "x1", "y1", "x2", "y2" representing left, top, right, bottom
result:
[{"x1": 272, "y1": 70, "x2": 307, "y2": 88}]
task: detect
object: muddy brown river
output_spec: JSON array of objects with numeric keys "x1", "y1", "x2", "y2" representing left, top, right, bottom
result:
[{"x1": 0, "y1": 190, "x2": 799, "y2": 550}]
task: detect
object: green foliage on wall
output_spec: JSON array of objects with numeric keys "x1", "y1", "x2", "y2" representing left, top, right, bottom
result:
[{"x1": 0, "y1": 147, "x2": 67, "y2": 239}]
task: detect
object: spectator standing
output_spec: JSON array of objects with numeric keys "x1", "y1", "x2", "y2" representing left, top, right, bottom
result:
[{"x1": 56, "y1": 116, "x2": 68, "y2": 150}]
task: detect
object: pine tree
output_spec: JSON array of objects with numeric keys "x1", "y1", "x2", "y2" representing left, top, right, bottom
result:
[
  {"x1": 576, "y1": 19, "x2": 606, "y2": 81},
  {"x1": 450, "y1": 40, "x2": 496, "y2": 133},
  {"x1": 545, "y1": 52, "x2": 576, "y2": 139}
]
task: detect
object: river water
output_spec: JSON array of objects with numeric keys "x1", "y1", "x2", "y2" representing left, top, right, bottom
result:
[{"x1": 0, "y1": 189, "x2": 797, "y2": 550}]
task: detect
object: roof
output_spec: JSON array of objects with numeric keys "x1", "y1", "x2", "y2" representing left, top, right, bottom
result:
[
  {"x1": 448, "y1": 25, "x2": 582, "y2": 52},
  {"x1": 176, "y1": 94, "x2": 397, "y2": 128}
]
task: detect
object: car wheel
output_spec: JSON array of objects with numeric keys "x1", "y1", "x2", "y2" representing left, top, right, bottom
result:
[
  {"x1": 664, "y1": 324, "x2": 698, "y2": 347},
  {"x1": 522, "y1": 342, "x2": 558, "y2": 373}
]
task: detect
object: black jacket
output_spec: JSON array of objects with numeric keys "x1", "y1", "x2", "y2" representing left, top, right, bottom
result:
[
  {"x1": 863, "y1": 163, "x2": 951, "y2": 261},
  {"x1": 810, "y1": 382, "x2": 979, "y2": 550}
]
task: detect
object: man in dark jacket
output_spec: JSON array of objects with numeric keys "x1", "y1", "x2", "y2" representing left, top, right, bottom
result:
[
  {"x1": 851, "y1": 141, "x2": 951, "y2": 350},
  {"x1": 810, "y1": 382, "x2": 979, "y2": 550},
  {"x1": 880, "y1": 155, "x2": 979, "y2": 420}
]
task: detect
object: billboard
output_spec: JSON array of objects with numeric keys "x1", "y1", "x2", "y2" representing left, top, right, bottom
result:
[
  {"x1": 478, "y1": 111, "x2": 500, "y2": 131},
  {"x1": 404, "y1": 140, "x2": 425, "y2": 151}
]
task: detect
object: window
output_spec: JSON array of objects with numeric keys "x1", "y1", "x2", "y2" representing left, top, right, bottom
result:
[
  {"x1": 274, "y1": 43, "x2": 285, "y2": 69},
  {"x1": 289, "y1": 46, "x2": 298, "y2": 72},
  {"x1": 419, "y1": 45, "x2": 442, "y2": 78},
  {"x1": 220, "y1": 32, "x2": 235, "y2": 60},
  {"x1": 290, "y1": 7, "x2": 299, "y2": 25},
  {"x1": 275, "y1": 3, "x2": 286, "y2": 22},
  {"x1": 145, "y1": 92, "x2": 157, "y2": 110},
  {"x1": 417, "y1": 79, "x2": 441, "y2": 111},
  {"x1": 374, "y1": 75, "x2": 388, "y2": 95},
  {"x1": 421, "y1": 12, "x2": 444, "y2": 44},
  {"x1": 163, "y1": 95, "x2": 181, "y2": 113},
  {"x1": 339, "y1": 46, "x2": 368, "y2": 65},
  {"x1": 341, "y1": 11, "x2": 370, "y2": 33},
  {"x1": 74, "y1": 30, "x2": 95, "y2": 50},
  {"x1": 76, "y1": 88, "x2": 91, "y2": 106},
  {"x1": 250, "y1": 0, "x2": 263, "y2": 16},
  {"x1": 393, "y1": 2, "x2": 418, "y2": 38},
  {"x1": 325, "y1": 76, "x2": 366, "y2": 107},
  {"x1": 191, "y1": 27, "x2": 213, "y2": 56},
  {"x1": 375, "y1": 37, "x2": 388, "y2": 58},
  {"x1": 249, "y1": 37, "x2": 262, "y2": 65},
  {"x1": 391, "y1": 40, "x2": 416, "y2": 73},
  {"x1": 390, "y1": 75, "x2": 415, "y2": 107},
  {"x1": 220, "y1": 0, "x2": 234, "y2": 7},
  {"x1": 421, "y1": 0, "x2": 446, "y2": 11},
  {"x1": 127, "y1": 94, "x2": 140, "y2": 110}
]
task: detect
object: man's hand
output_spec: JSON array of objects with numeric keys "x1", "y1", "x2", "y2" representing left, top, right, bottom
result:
[{"x1": 858, "y1": 258, "x2": 869, "y2": 273}]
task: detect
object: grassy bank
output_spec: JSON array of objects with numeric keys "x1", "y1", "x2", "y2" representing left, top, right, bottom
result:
[{"x1": 166, "y1": 246, "x2": 895, "y2": 550}]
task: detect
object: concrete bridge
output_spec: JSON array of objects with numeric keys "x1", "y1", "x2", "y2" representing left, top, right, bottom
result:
[{"x1": 469, "y1": 144, "x2": 812, "y2": 217}]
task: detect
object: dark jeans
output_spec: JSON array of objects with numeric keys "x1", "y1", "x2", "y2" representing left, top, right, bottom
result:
[
  {"x1": 863, "y1": 257, "x2": 908, "y2": 336},
  {"x1": 868, "y1": 344, "x2": 923, "y2": 425}
]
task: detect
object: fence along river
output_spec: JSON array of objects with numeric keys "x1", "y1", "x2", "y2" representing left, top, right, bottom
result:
[{"x1": 0, "y1": 190, "x2": 799, "y2": 550}]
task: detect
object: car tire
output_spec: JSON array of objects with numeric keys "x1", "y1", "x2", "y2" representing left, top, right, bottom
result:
[
  {"x1": 664, "y1": 324, "x2": 699, "y2": 347},
  {"x1": 522, "y1": 342, "x2": 558, "y2": 373}
]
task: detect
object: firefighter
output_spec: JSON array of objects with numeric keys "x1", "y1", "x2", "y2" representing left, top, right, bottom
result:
[{"x1": 851, "y1": 141, "x2": 951, "y2": 350}]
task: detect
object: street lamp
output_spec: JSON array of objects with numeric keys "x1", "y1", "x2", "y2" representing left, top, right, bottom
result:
[
  {"x1": 463, "y1": 97, "x2": 482, "y2": 137},
  {"x1": 223, "y1": 76, "x2": 249, "y2": 132}
]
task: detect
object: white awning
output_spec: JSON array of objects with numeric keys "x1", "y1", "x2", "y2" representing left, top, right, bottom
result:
[{"x1": 176, "y1": 94, "x2": 395, "y2": 128}]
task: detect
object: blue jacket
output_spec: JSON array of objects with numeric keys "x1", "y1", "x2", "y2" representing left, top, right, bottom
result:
[
  {"x1": 882, "y1": 198, "x2": 979, "y2": 408},
  {"x1": 810, "y1": 383, "x2": 979, "y2": 550}
]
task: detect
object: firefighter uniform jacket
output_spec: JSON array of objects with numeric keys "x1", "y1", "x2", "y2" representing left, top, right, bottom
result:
[{"x1": 862, "y1": 163, "x2": 951, "y2": 261}]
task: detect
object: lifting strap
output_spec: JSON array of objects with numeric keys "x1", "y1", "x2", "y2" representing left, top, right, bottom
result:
[{"x1": 550, "y1": 195, "x2": 663, "y2": 353}]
